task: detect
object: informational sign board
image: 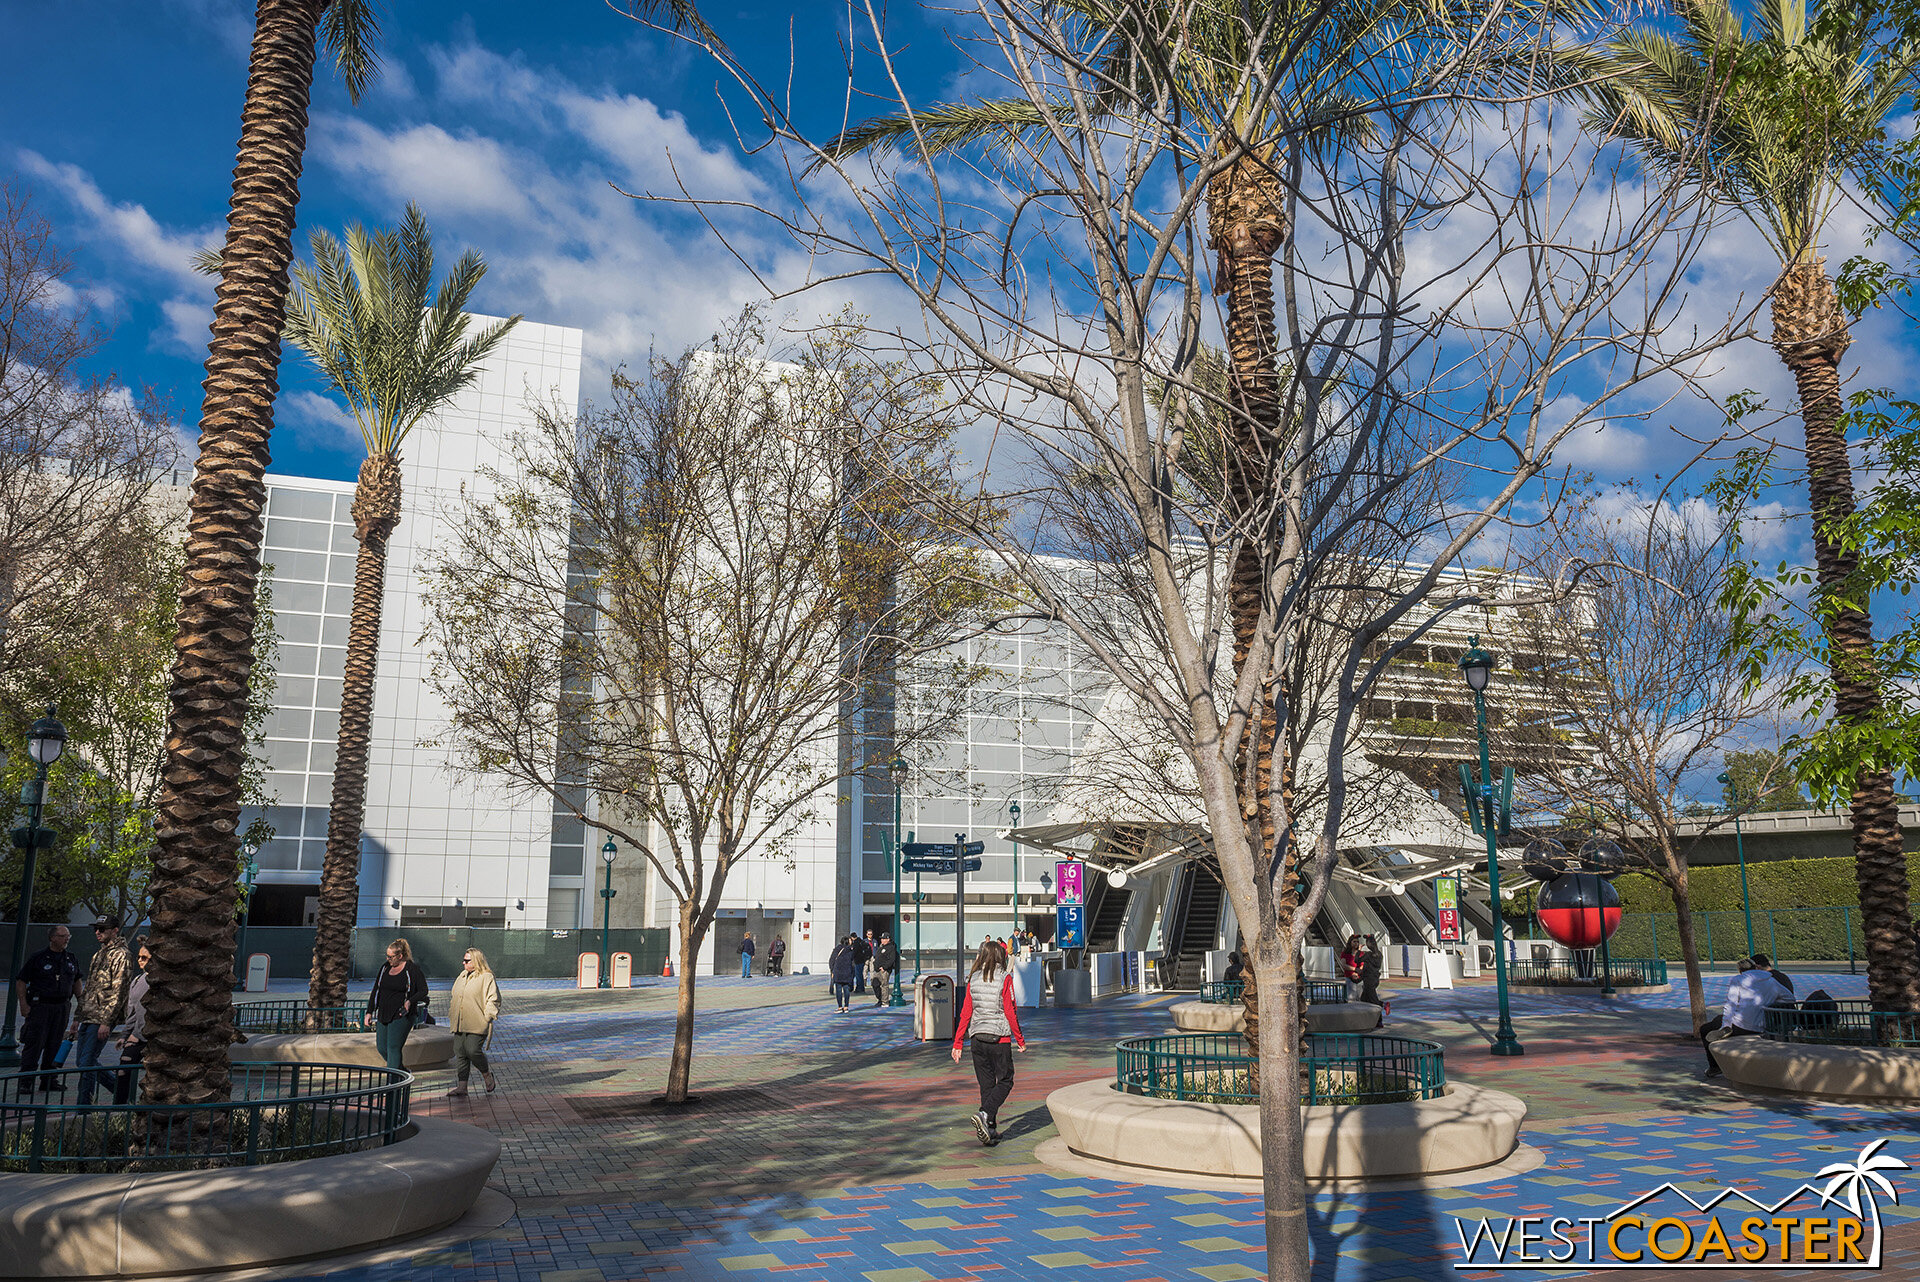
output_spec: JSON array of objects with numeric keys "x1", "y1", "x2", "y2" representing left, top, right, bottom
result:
[
  {"x1": 1056, "y1": 903, "x2": 1085, "y2": 949},
  {"x1": 1435, "y1": 875, "x2": 1462, "y2": 943},
  {"x1": 1055, "y1": 860, "x2": 1085, "y2": 907}
]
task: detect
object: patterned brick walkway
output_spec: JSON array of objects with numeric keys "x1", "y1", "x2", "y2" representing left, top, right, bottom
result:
[{"x1": 250, "y1": 972, "x2": 1916, "y2": 1281}]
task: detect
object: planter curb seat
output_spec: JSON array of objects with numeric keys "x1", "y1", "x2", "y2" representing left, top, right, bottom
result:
[
  {"x1": 1718, "y1": 1037, "x2": 1920, "y2": 1100},
  {"x1": 1046, "y1": 1076, "x2": 1526, "y2": 1181},
  {"x1": 230, "y1": 1026, "x2": 455, "y2": 1070},
  {"x1": 0, "y1": 1115, "x2": 499, "y2": 1278},
  {"x1": 1169, "y1": 1000, "x2": 1381, "y2": 1035},
  {"x1": 1508, "y1": 983, "x2": 1669, "y2": 997}
]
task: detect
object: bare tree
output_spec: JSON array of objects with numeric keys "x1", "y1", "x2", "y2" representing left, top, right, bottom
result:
[
  {"x1": 636, "y1": 1, "x2": 1746, "y2": 1272},
  {"x1": 422, "y1": 311, "x2": 988, "y2": 1103},
  {"x1": 0, "y1": 184, "x2": 176, "y2": 701},
  {"x1": 1511, "y1": 500, "x2": 1791, "y2": 1031}
]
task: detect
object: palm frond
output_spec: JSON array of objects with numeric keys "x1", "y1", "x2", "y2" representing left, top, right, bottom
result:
[
  {"x1": 622, "y1": 0, "x2": 723, "y2": 50},
  {"x1": 318, "y1": 0, "x2": 382, "y2": 104}
]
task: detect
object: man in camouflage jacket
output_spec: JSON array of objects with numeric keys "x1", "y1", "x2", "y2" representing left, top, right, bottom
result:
[{"x1": 72, "y1": 917, "x2": 134, "y2": 1105}]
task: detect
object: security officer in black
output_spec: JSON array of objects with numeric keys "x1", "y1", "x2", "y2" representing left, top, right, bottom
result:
[{"x1": 13, "y1": 924, "x2": 82, "y2": 1093}]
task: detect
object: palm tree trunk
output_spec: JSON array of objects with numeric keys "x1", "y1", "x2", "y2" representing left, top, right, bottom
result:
[
  {"x1": 310, "y1": 451, "x2": 403, "y2": 1012},
  {"x1": 1772, "y1": 259, "x2": 1919, "y2": 1012},
  {"x1": 143, "y1": 0, "x2": 327, "y2": 1110}
]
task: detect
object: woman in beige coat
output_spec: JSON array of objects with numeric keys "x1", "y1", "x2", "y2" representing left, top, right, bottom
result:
[{"x1": 446, "y1": 947, "x2": 502, "y2": 1097}]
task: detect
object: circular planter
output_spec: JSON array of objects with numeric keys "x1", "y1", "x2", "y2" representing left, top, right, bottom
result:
[
  {"x1": 1507, "y1": 982, "x2": 1669, "y2": 997},
  {"x1": 231, "y1": 1026, "x2": 455, "y2": 1070},
  {"x1": 0, "y1": 1115, "x2": 499, "y2": 1278},
  {"x1": 1046, "y1": 1077, "x2": 1526, "y2": 1181},
  {"x1": 1170, "y1": 1000, "x2": 1381, "y2": 1034},
  {"x1": 1718, "y1": 1037, "x2": 1920, "y2": 1100}
]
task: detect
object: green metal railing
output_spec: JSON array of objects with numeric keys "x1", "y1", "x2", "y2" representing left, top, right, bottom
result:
[
  {"x1": 1114, "y1": 1032, "x2": 1445, "y2": 1105},
  {"x1": 1580, "y1": 908, "x2": 1892, "y2": 972},
  {"x1": 1762, "y1": 1000, "x2": 1920, "y2": 1048},
  {"x1": 231, "y1": 1001, "x2": 364, "y2": 1034},
  {"x1": 0, "y1": 1063, "x2": 410, "y2": 1172},
  {"x1": 1507, "y1": 958, "x2": 1668, "y2": 987},
  {"x1": 1197, "y1": 979, "x2": 1347, "y2": 1005}
]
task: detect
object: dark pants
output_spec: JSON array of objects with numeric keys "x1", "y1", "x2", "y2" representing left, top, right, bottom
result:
[
  {"x1": 970, "y1": 1035, "x2": 1015, "y2": 1127},
  {"x1": 832, "y1": 981, "x2": 854, "y2": 1010},
  {"x1": 375, "y1": 1015, "x2": 414, "y2": 1070},
  {"x1": 74, "y1": 1023, "x2": 114, "y2": 1105},
  {"x1": 453, "y1": 1031, "x2": 490, "y2": 1082},
  {"x1": 114, "y1": 1039, "x2": 146, "y2": 1104},
  {"x1": 1700, "y1": 1016, "x2": 1761, "y2": 1072},
  {"x1": 1360, "y1": 973, "x2": 1381, "y2": 1005},
  {"x1": 19, "y1": 1003, "x2": 67, "y2": 1092},
  {"x1": 871, "y1": 970, "x2": 890, "y2": 1004}
]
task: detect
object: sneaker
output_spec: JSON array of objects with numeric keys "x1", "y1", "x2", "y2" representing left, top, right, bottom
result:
[
  {"x1": 971, "y1": 1110, "x2": 993, "y2": 1146},
  {"x1": 483, "y1": 1071, "x2": 497, "y2": 1094}
]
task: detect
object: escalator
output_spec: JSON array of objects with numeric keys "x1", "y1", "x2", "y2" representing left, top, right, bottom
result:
[
  {"x1": 1086, "y1": 881, "x2": 1133, "y2": 952},
  {"x1": 1168, "y1": 864, "x2": 1224, "y2": 989}
]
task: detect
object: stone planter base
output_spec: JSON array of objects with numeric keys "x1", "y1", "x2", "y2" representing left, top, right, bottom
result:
[
  {"x1": 230, "y1": 1026, "x2": 455, "y2": 1070},
  {"x1": 1169, "y1": 1000, "x2": 1381, "y2": 1035},
  {"x1": 1046, "y1": 1077, "x2": 1526, "y2": 1182},
  {"x1": 1507, "y1": 983, "x2": 1669, "y2": 997},
  {"x1": 0, "y1": 1116, "x2": 499, "y2": 1278},
  {"x1": 1718, "y1": 1038, "x2": 1920, "y2": 1100}
]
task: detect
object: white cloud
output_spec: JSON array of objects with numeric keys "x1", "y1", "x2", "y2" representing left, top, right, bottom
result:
[
  {"x1": 313, "y1": 120, "x2": 535, "y2": 222},
  {"x1": 282, "y1": 390, "x2": 363, "y2": 451}
]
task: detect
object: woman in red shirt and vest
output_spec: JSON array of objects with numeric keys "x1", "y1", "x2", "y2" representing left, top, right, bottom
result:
[{"x1": 952, "y1": 939, "x2": 1026, "y2": 1147}]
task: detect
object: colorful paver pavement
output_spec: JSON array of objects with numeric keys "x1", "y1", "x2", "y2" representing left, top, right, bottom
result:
[{"x1": 245, "y1": 969, "x2": 1920, "y2": 1281}]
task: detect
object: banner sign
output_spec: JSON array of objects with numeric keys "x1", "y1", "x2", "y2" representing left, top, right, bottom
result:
[
  {"x1": 1436, "y1": 875, "x2": 1462, "y2": 943},
  {"x1": 1055, "y1": 860, "x2": 1084, "y2": 907},
  {"x1": 1056, "y1": 903, "x2": 1085, "y2": 948}
]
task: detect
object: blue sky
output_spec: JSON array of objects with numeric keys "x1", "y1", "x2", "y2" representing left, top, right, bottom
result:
[
  {"x1": 1, "y1": 0, "x2": 1915, "y2": 511},
  {"x1": 0, "y1": 0, "x2": 964, "y2": 483}
]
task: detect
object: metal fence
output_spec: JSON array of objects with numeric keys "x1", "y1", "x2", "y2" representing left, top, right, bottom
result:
[
  {"x1": 1197, "y1": 979, "x2": 1347, "y2": 1005},
  {"x1": 1762, "y1": 1000, "x2": 1920, "y2": 1048},
  {"x1": 1114, "y1": 1032, "x2": 1446, "y2": 1105},
  {"x1": 1590, "y1": 909, "x2": 1871, "y2": 970},
  {"x1": 0, "y1": 1062, "x2": 410, "y2": 1172},
  {"x1": 1507, "y1": 957, "x2": 1669, "y2": 987},
  {"x1": 230, "y1": 1002, "x2": 364, "y2": 1034}
]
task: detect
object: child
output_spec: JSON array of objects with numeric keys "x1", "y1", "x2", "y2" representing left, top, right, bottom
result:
[{"x1": 951, "y1": 939, "x2": 1026, "y2": 1146}]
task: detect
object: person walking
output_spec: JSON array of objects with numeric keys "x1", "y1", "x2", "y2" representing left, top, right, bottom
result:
[
  {"x1": 854, "y1": 930, "x2": 874, "y2": 991},
  {"x1": 72, "y1": 917, "x2": 134, "y2": 1106},
  {"x1": 12, "y1": 924, "x2": 81, "y2": 1095},
  {"x1": 363, "y1": 938, "x2": 428, "y2": 1071},
  {"x1": 737, "y1": 932, "x2": 756, "y2": 979},
  {"x1": 446, "y1": 946, "x2": 502, "y2": 1097},
  {"x1": 872, "y1": 932, "x2": 899, "y2": 1006},
  {"x1": 951, "y1": 939, "x2": 1026, "y2": 1147},
  {"x1": 829, "y1": 934, "x2": 858, "y2": 1013},
  {"x1": 113, "y1": 939, "x2": 152, "y2": 1105},
  {"x1": 767, "y1": 935, "x2": 787, "y2": 976}
]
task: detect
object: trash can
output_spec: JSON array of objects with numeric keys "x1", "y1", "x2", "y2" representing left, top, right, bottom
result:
[{"x1": 915, "y1": 974, "x2": 956, "y2": 1042}]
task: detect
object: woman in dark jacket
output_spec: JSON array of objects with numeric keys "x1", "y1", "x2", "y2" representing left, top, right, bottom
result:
[
  {"x1": 364, "y1": 937, "x2": 428, "y2": 1069},
  {"x1": 828, "y1": 935, "x2": 858, "y2": 1013}
]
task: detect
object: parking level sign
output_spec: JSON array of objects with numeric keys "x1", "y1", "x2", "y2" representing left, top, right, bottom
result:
[
  {"x1": 1056, "y1": 903, "x2": 1085, "y2": 948},
  {"x1": 1436, "y1": 875, "x2": 1461, "y2": 943},
  {"x1": 1055, "y1": 860, "x2": 1084, "y2": 906}
]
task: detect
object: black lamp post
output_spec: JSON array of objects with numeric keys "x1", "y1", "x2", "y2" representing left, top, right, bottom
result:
[
  {"x1": 1715, "y1": 770, "x2": 1757, "y2": 958},
  {"x1": 2, "y1": 707, "x2": 67, "y2": 1068},
  {"x1": 1459, "y1": 641, "x2": 1524, "y2": 1057},
  {"x1": 599, "y1": 839, "x2": 617, "y2": 988},
  {"x1": 888, "y1": 755, "x2": 909, "y2": 1007},
  {"x1": 1008, "y1": 799, "x2": 1022, "y2": 940}
]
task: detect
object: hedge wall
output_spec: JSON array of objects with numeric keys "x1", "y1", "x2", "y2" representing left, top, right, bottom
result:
[{"x1": 1612, "y1": 854, "x2": 1920, "y2": 915}]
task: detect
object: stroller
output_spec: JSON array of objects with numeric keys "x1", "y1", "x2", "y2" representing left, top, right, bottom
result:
[{"x1": 764, "y1": 939, "x2": 787, "y2": 976}]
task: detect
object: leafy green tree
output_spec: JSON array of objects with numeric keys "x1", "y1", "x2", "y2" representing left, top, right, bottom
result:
[
  {"x1": 278, "y1": 205, "x2": 517, "y2": 1014},
  {"x1": 1581, "y1": 0, "x2": 1920, "y2": 1010},
  {"x1": 1720, "y1": 748, "x2": 1806, "y2": 812}
]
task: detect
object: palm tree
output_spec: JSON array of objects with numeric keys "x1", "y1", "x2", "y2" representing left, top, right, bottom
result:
[
  {"x1": 1817, "y1": 1137, "x2": 1909, "y2": 1257},
  {"x1": 282, "y1": 207, "x2": 518, "y2": 1013},
  {"x1": 143, "y1": 0, "x2": 379, "y2": 1112},
  {"x1": 1577, "y1": 0, "x2": 1920, "y2": 1010}
]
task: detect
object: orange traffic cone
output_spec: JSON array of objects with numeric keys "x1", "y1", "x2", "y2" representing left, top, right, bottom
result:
[{"x1": 662, "y1": 956, "x2": 673, "y2": 977}]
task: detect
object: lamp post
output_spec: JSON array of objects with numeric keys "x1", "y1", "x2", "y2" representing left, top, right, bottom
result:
[
  {"x1": 1459, "y1": 640, "x2": 1523, "y2": 1057},
  {"x1": 1008, "y1": 799, "x2": 1022, "y2": 940},
  {"x1": 599, "y1": 839, "x2": 617, "y2": 988},
  {"x1": 233, "y1": 844, "x2": 260, "y2": 991},
  {"x1": 910, "y1": 829, "x2": 923, "y2": 981},
  {"x1": 1714, "y1": 771, "x2": 1757, "y2": 958},
  {"x1": 888, "y1": 755, "x2": 909, "y2": 1007},
  {"x1": 2, "y1": 707, "x2": 67, "y2": 1068}
]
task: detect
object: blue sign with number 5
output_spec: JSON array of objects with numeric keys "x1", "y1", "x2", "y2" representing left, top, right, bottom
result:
[{"x1": 1056, "y1": 903, "x2": 1084, "y2": 948}]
